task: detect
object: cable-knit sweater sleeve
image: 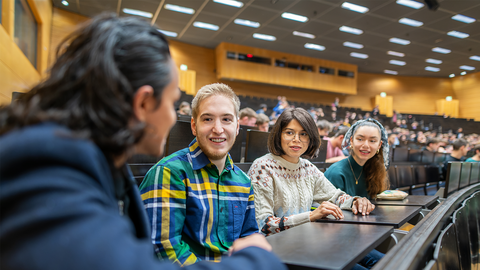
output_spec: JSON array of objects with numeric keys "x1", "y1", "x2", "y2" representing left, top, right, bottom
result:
[
  {"x1": 248, "y1": 158, "x2": 310, "y2": 236},
  {"x1": 311, "y1": 166, "x2": 354, "y2": 210}
]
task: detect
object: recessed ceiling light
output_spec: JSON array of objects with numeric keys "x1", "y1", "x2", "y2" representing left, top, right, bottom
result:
[
  {"x1": 180, "y1": 64, "x2": 188, "y2": 71},
  {"x1": 432, "y1": 47, "x2": 451, "y2": 54},
  {"x1": 305, "y1": 43, "x2": 325, "y2": 51},
  {"x1": 426, "y1": 58, "x2": 442, "y2": 64},
  {"x1": 384, "y1": 70, "x2": 398, "y2": 75},
  {"x1": 425, "y1": 66, "x2": 440, "y2": 72},
  {"x1": 339, "y1": 26, "x2": 363, "y2": 35},
  {"x1": 387, "y1": 51, "x2": 405, "y2": 57},
  {"x1": 253, "y1": 33, "x2": 276, "y2": 41},
  {"x1": 281, "y1": 12, "x2": 308, "y2": 22},
  {"x1": 122, "y1": 8, "x2": 153, "y2": 18},
  {"x1": 293, "y1": 31, "x2": 315, "y2": 39},
  {"x1": 449, "y1": 74, "x2": 455, "y2": 78},
  {"x1": 350, "y1": 52, "x2": 368, "y2": 59},
  {"x1": 389, "y1": 38, "x2": 410, "y2": 45},
  {"x1": 61, "y1": 0, "x2": 69, "y2": 6},
  {"x1": 470, "y1": 56, "x2": 480, "y2": 61},
  {"x1": 460, "y1": 65, "x2": 475, "y2": 71},
  {"x1": 461, "y1": 71, "x2": 467, "y2": 75},
  {"x1": 164, "y1": 4, "x2": 195, "y2": 14},
  {"x1": 396, "y1": 0, "x2": 424, "y2": 9},
  {"x1": 399, "y1": 18, "x2": 423, "y2": 27},
  {"x1": 451, "y1": 14, "x2": 476, "y2": 24},
  {"x1": 341, "y1": 2, "x2": 369, "y2": 13},
  {"x1": 390, "y1": 60, "x2": 406, "y2": 66},
  {"x1": 158, "y1": 29, "x2": 178, "y2": 37},
  {"x1": 213, "y1": 0, "x2": 244, "y2": 8},
  {"x1": 234, "y1": 19, "x2": 260, "y2": 28},
  {"x1": 343, "y1": 42, "x2": 363, "y2": 49},
  {"x1": 447, "y1": 31, "x2": 469, "y2": 39},
  {"x1": 193, "y1": 22, "x2": 219, "y2": 31}
]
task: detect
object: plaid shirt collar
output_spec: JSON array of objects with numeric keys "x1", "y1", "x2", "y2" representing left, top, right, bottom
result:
[{"x1": 187, "y1": 138, "x2": 238, "y2": 173}]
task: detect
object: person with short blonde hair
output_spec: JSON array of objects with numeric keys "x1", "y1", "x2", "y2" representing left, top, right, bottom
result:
[
  {"x1": 239, "y1": 107, "x2": 258, "y2": 126},
  {"x1": 140, "y1": 83, "x2": 261, "y2": 266},
  {"x1": 255, "y1": 113, "x2": 270, "y2": 132}
]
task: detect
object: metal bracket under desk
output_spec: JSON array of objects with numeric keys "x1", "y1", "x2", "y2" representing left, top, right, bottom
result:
[{"x1": 376, "y1": 229, "x2": 409, "y2": 254}]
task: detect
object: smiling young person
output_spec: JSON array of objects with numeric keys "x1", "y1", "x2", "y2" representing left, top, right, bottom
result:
[
  {"x1": 139, "y1": 83, "x2": 266, "y2": 266},
  {"x1": 0, "y1": 15, "x2": 284, "y2": 270},
  {"x1": 324, "y1": 119, "x2": 390, "y2": 199},
  {"x1": 248, "y1": 108, "x2": 374, "y2": 235}
]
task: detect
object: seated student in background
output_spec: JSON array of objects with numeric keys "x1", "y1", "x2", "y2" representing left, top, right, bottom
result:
[
  {"x1": 466, "y1": 144, "x2": 480, "y2": 162},
  {"x1": 248, "y1": 108, "x2": 377, "y2": 270},
  {"x1": 0, "y1": 15, "x2": 284, "y2": 270},
  {"x1": 422, "y1": 138, "x2": 441, "y2": 152},
  {"x1": 255, "y1": 113, "x2": 270, "y2": 132},
  {"x1": 324, "y1": 119, "x2": 390, "y2": 200},
  {"x1": 239, "y1": 107, "x2": 258, "y2": 126},
  {"x1": 140, "y1": 83, "x2": 260, "y2": 266},
  {"x1": 442, "y1": 139, "x2": 469, "y2": 178},
  {"x1": 316, "y1": 119, "x2": 332, "y2": 138},
  {"x1": 325, "y1": 128, "x2": 349, "y2": 163}
]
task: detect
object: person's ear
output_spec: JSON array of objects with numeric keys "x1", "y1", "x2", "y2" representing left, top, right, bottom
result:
[
  {"x1": 191, "y1": 117, "x2": 197, "y2": 137},
  {"x1": 132, "y1": 85, "x2": 155, "y2": 122}
]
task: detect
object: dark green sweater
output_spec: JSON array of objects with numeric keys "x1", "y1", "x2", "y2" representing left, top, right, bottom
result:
[{"x1": 324, "y1": 156, "x2": 370, "y2": 199}]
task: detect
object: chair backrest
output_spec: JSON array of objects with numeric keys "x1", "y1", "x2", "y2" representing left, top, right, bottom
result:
[
  {"x1": 387, "y1": 166, "x2": 397, "y2": 189},
  {"x1": 245, "y1": 129, "x2": 270, "y2": 162},
  {"x1": 459, "y1": 162, "x2": 472, "y2": 189},
  {"x1": 392, "y1": 147, "x2": 409, "y2": 162},
  {"x1": 464, "y1": 194, "x2": 480, "y2": 265},
  {"x1": 164, "y1": 120, "x2": 195, "y2": 156},
  {"x1": 421, "y1": 151, "x2": 435, "y2": 163},
  {"x1": 229, "y1": 127, "x2": 245, "y2": 163},
  {"x1": 395, "y1": 165, "x2": 414, "y2": 192},
  {"x1": 235, "y1": 162, "x2": 253, "y2": 174},
  {"x1": 127, "y1": 154, "x2": 162, "y2": 186},
  {"x1": 433, "y1": 223, "x2": 460, "y2": 270},
  {"x1": 469, "y1": 162, "x2": 480, "y2": 184},
  {"x1": 413, "y1": 165, "x2": 428, "y2": 185},
  {"x1": 433, "y1": 152, "x2": 447, "y2": 164},
  {"x1": 408, "y1": 149, "x2": 422, "y2": 162},
  {"x1": 452, "y1": 205, "x2": 471, "y2": 270},
  {"x1": 444, "y1": 162, "x2": 462, "y2": 197},
  {"x1": 310, "y1": 139, "x2": 328, "y2": 162}
]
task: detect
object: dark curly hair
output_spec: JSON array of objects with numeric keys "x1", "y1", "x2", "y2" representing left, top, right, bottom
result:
[{"x1": 0, "y1": 13, "x2": 173, "y2": 159}]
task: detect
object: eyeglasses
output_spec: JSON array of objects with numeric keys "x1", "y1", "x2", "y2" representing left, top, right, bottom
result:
[{"x1": 282, "y1": 130, "x2": 310, "y2": 143}]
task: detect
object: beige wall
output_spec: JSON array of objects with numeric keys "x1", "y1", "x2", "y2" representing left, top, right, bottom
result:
[
  {"x1": 0, "y1": 0, "x2": 52, "y2": 104},
  {"x1": 2, "y1": 7, "x2": 479, "y2": 122}
]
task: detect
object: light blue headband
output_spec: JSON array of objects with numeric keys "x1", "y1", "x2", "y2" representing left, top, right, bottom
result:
[{"x1": 341, "y1": 118, "x2": 390, "y2": 169}]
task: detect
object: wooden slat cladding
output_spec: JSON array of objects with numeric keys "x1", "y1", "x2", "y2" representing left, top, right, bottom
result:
[{"x1": 215, "y1": 42, "x2": 357, "y2": 95}]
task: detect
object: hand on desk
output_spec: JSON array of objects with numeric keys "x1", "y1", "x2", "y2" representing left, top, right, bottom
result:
[
  {"x1": 228, "y1": 233, "x2": 272, "y2": 256},
  {"x1": 352, "y1": 197, "x2": 375, "y2": 216},
  {"x1": 310, "y1": 201, "x2": 344, "y2": 221}
]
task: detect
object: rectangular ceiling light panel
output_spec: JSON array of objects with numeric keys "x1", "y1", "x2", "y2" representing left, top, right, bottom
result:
[
  {"x1": 351, "y1": 52, "x2": 368, "y2": 59},
  {"x1": 305, "y1": 43, "x2": 325, "y2": 51},
  {"x1": 164, "y1": 4, "x2": 195, "y2": 14},
  {"x1": 234, "y1": 19, "x2": 260, "y2": 28},
  {"x1": 425, "y1": 66, "x2": 440, "y2": 72},
  {"x1": 193, "y1": 22, "x2": 219, "y2": 31},
  {"x1": 293, "y1": 31, "x2": 315, "y2": 39},
  {"x1": 158, "y1": 29, "x2": 178, "y2": 37},
  {"x1": 123, "y1": 8, "x2": 153, "y2": 18},
  {"x1": 396, "y1": 0, "x2": 424, "y2": 9},
  {"x1": 388, "y1": 51, "x2": 405, "y2": 57},
  {"x1": 399, "y1": 18, "x2": 423, "y2": 27},
  {"x1": 451, "y1": 14, "x2": 476, "y2": 23},
  {"x1": 213, "y1": 0, "x2": 244, "y2": 8},
  {"x1": 390, "y1": 37, "x2": 410, "y2": 45},
  {"x1": 384, "y1": 70, "x2": 398, "y2": 75},
  {"x1": 341, "y1": 2, "x2": 369, "y2": 13},
  {"x1": 460, "y1": 65, "x2": 475, "y2": 71},
  {"x1": 432, "y1": 47, "x2": 451, "y2": 54},
  {"x1": 281, "y1": 12, "x2": 308, "y2": 22},
  {"x1": 447, "y1": 31, "x2": 469, "y2": 39},
  {"x1": 389, "y1": 60, "x2": 406, "y2": 66},
  {"x1": 340, "y1": 26, "x2": 363, "y2": 35},
  {"x1": 426, "y1": 58, "x2": 442, "y2": 64},
  {"x1": 253, "y1": 33, "x2": 276, "y2": 41},
  {"x1": 343, "y1": 41, "x2": 363, "y2": 49}
]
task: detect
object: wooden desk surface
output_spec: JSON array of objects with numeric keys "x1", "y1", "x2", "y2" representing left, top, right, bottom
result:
[
  {"x1": 374, "y1": 195, "x2": 439, "y2": 208},
  {"x1": 316, "y1": 205, "x2": 421, "y2": 228},
  {"x1": 267, "y1": 222, "x2": 393, "y2": 270}
]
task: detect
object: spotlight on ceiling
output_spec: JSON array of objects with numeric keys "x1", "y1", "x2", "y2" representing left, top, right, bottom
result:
[{"x1": 423, "y1": 0, "x2": 439, "y2": 11}]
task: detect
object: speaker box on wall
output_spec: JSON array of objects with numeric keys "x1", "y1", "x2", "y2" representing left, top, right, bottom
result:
[{"x1": 424, "y1": 0, "x2": 439, "y2": 11}]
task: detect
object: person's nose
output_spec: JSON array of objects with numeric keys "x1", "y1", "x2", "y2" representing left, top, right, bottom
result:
[{"x1": 212, "y1": 119, "x2": 224, "y2": 134}]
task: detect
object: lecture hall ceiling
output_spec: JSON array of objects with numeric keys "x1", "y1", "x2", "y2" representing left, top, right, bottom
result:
[{"x1": 53, "y1": 0, "x2": 480, "y2": 78}]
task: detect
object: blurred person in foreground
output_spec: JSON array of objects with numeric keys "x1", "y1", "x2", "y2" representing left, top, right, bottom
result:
[{"x1": 0, "y1": 14, "x2": 284, "y2": 270}]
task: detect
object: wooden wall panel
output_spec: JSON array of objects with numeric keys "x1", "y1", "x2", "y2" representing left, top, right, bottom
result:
[
  {"x1": 216, "y1": 42, "x2": 357, "y2": 94},
  {"x1": 0, "y1": 0, "x2": 52, "y2": 105},
  {"x1": 49, "y1": 8, "x2": 89, "y2": 67},
  {"x1": 451, "y1": 71, "x2": 480, "y2": 121}
]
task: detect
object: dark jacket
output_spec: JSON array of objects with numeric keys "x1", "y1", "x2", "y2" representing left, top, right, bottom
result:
[{"x1": 0, "y1": 123, "x2": 285, "y2": 270}]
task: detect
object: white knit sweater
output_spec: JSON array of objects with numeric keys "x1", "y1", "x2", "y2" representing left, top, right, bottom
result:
[{"x1": 248, "y1": 153, "x2": 354, "y2": 236}]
